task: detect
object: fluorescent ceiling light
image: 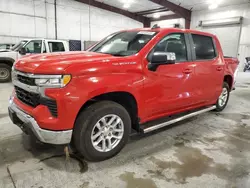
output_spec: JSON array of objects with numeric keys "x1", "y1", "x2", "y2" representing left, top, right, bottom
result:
[
  {"x1": 123, "y1": 3, "x2": 130, "y2": 8},
  {"x1": 209, "y1": 4, "x2": 218, "y2": 10},
  {"x1": 153, "y1": 14, "x2": 160, "y2": 18}
]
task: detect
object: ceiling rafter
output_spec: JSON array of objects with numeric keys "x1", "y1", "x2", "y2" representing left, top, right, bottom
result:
[
  {"x1": 136, "y1": 7, "x2": 170, "y2": 15},
  {"x1": 148, "y1": 0, "x2": 191, "y2": 28},
  {"x1": 75, "y1": 0, "x2": 151, "y2": 27}
]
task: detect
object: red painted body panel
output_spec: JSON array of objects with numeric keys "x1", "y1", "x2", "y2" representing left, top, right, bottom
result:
[{"x1": 13, "y1": 28, "x2": 239, "y2": 131}]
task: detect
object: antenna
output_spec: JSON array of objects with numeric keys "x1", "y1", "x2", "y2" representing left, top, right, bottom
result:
[{"x1": 151, "y1": 24, "x2": 160, "y2": 29}]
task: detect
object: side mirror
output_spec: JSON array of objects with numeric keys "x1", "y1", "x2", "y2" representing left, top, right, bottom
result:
[
  {"x1": 148, "y1": 52, "x2": 176, "y2": 71},
  {"x1": 19, "y1": 47, "x2": 26, "y2": 55}
]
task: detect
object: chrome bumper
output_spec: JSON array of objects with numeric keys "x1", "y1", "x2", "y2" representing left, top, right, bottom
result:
[{"x1": 8, "y1": 100, "x2": 72, "y2": 145}]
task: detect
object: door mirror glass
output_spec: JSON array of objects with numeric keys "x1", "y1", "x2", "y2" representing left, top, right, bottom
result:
[
  {"x1": 19, "y1": 47, "x2": 26, "y2": 55},
  {"x1": 151, "y1": 52, "x2": 176, "y2": 65}
]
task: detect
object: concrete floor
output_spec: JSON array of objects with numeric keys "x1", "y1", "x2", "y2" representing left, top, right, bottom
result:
[{"x1": 0, "y1": 73, "x2": 250, "y2": 188}]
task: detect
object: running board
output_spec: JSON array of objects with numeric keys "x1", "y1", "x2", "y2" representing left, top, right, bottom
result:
[{"x1": 141, "y1": 106, "x2": 216, "y2": 133}]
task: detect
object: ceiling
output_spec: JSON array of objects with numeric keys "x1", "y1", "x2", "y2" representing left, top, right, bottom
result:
[
  {"x1": 93, "y1": 0, "x2": 250, "y2": 22},
  {"x1": 167, "y1": 0, "x2": 250, "y2": 11}
]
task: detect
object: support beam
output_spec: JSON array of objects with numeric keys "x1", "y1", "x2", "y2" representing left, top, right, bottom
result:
[
  {"x1": 75, "y1": 0, "x2": 150, "y2": 27},
  {"x1": 148, "y1": 0, "x2": 191, "y2": 28},
  {"x1": 136, "y1": 7, "x2": 169, "y2": 15}
]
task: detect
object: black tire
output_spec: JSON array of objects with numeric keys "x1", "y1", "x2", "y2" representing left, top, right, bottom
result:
[
  {"x1": 73, "y1": 101, "x2": 131, "y2": 161},
  {"x1": 0, "y1": 64, "x2": 12, "y2": 83},
  {"x1": 215, "y1": 82, "x2": 230, "y2": 112},
  {"x1": 243, "y1": 67, "x2": 246, "y2": 72}
]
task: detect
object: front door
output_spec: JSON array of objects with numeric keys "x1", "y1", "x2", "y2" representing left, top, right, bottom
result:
[{"x1": 142, "y1": 32, "x2": 198, "y2": 120}]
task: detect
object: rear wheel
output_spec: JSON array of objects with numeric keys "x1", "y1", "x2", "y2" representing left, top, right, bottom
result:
[
  {"x1": 73, "y1": 101, "x2": 131, "y2": 161},
  {"x1": 0, "y1": 64, "x2": 11, "y2": 83},
  {"x1": 215, "y1": 82, "x2": 230, "y2": 112}
]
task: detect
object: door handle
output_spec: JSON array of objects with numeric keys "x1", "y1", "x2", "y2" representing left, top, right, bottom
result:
[
  {"x1": 183, "y1": 69, "x2": 192, "y2": 74},
  {"x1": 216, "y1": 67, "x2": 223, "y2": 71}
]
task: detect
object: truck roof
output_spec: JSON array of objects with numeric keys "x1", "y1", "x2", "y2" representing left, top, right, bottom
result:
[
  {"x1": 21, "y1": 38, "x2": 68, "y2": 42},
  {"x1": 124, "y1": 27, "x2": 216, "y2": 38}
]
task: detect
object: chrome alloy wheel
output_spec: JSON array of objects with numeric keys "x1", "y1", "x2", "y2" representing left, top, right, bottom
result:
[
  {"x1": 91, "y1": 114, "x2": 124, "y2": 152},
  {"x1": 218, "y1": 88, "x2": 228, "y2": 107}
]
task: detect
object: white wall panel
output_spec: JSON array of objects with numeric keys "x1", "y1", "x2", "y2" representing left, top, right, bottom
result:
[
  {"x1": 8, "y1": 0, "x2": 34, "y2": 16},
  {"x1": 35, "y1": 18, "x2": 47, "y2": 38},
  {"x1": 0, "y1": 13, "x2": 11, "y2": 35},
  {"x1": 0, "y1": 0, "x2": 142, "y2": 44},
  {"x1": 34, "y1": 0, "x2": 46, "y2": 18},
  {"x1": 9, "y1": 14, "x2": 35, "y2": 37}
]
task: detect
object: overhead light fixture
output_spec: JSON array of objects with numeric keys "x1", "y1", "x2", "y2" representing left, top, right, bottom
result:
[
  {"x1": 123, "y1": 3, "x2": 130, "y2": 8},
  {"x1": 209, "y1": 4, "x2": 218, "y2": 9},
  {"x1": 153, "y1": 14, "x2": 160, "y2": 19}
]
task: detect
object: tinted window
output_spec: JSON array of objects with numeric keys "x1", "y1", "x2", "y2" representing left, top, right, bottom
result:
[
  {"x1": 24, "y1": 40, "x2": 42, "y2": 53},
  {"x1": 48, "y1": 42, "x2": 65, "y2": 52},
  {"x1": 192, "y1": 34, "x2": 216, "y2": 60},
  {"x1": 153, "y1": 33, "x2": 187, "y2": 61}
]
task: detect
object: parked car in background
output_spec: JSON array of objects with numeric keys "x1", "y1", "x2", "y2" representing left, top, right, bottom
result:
[
  {"x1": 9, "y1": 28, "x2": 239, "y2": 161},
  {"x1": 0, "y1": 39, "x2": 69, "y2": 82},
  {"x1": 0, "y1": 43, "x2": 15, "y2": 51},
  {"x1": 244, "y1": 57, "x2": 250, "y2": 72}
]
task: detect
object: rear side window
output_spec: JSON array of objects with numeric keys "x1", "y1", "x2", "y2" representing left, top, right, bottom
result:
[
  {"x1": 48, "y1": 42, "x2": 65, "y2": 52},
  {"x1": 192, "y1": 34, "x2": 216, "y2": 60}
]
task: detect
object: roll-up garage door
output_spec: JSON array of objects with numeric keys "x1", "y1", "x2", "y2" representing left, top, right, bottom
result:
[{"x1": 199, "y1": 17, "x2": 243, "y2": 57}]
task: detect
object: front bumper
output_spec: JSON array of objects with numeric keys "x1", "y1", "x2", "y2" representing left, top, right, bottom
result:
[{"x1": 8, "y1": 100, "x2": 72, "y2": 145}]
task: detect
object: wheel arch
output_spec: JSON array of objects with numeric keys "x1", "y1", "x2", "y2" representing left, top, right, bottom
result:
[
  {"x1": 75, "y1": 91, "x2": 140, "y2": 132},
  {"x1": 0, "y1": 57, "x2": 15, "y2": 67},
  {"x1": 224, "y1": 75, "x2": 233, "y2": 90}
]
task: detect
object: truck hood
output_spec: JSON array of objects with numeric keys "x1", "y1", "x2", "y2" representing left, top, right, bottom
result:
[
  {"x1": 0, "y1": 51, "x2": 17, "y2": 59},
  {"x1": 0, "y1": 49, "x2": 12, "y2": 52},
  {"x1": 14, "y1": 51, "x2": 113, "y2": 74}
]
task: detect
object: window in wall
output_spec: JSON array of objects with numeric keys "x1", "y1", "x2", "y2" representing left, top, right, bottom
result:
[
  {"x1": 192, "y1": 34, "x2": 216, "y2": 60},
  {"x1": 153, "y1": 33, "x2": 187, "y2": 62},
  {"x1": 24, "y1": 40, "x2": 42, "y2": 53},
  {"x1": 48, "y1": 42, "x2": 65, "y2": 52}
]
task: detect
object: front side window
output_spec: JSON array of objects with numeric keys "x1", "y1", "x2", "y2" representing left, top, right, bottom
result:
[
  {"x1": 24, "y1": 40, "x2": 42, "y2": 53},
  {"x1": 192, "y1": 34, "x2": 216, "y2": 60},
  {"x1": 153, "y1": 33, "x2": 187, "y2": 62},
  {"x1": 48, "y1": 42, "x2": 65, "y2": 52},
  {"x1": 89, "y1": 31, "x2": 157, "y2": 56}
]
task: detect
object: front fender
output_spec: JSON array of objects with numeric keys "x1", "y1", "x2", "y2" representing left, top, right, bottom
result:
[{"x1": 74, "y1": 73, "x2": 145, "y2": 118}]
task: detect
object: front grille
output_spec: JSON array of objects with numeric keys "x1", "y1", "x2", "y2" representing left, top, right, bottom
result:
[
  {"x1": 15, "y1": 86, "x2": 58, "y2": 117},
  {"x1": 17, "y1": 75, "x2": 36, "y2": 86},
  {"x1": 15, "y1": 86, "x2": 40, "y2": 107}
]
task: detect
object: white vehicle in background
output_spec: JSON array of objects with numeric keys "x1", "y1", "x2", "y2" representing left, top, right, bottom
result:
[{"x1": 0, "y1": 39, "x2": 69, "y2": 82}]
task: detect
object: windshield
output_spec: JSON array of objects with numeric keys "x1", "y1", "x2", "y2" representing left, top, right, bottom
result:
[
  {"x1": 89, "y1": 31, "x2": 157, "y2": 56},
  {"x1": 11, "y1": 40, "x2": 28, "y2": 51}
]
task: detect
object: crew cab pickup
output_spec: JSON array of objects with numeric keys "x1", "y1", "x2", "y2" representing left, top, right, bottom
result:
[
  {"x1": 0, "y1": 39, "x2": 69, "y2": 82},
  {"x1": 8, "y1": 28, "x2": 239, "y2": 161}
]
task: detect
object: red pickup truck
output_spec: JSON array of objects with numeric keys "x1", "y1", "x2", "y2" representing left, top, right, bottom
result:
[{"x1": 8, "y1": 28, "x2": 239, "y2": 161}]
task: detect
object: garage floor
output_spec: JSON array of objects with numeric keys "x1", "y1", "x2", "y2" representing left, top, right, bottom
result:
[{"x1": 1, "y1": 73, "x2": 250, "y2": 188}]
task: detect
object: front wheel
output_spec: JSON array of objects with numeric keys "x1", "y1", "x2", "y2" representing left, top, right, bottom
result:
[
  {"x1": 0, "y1": 64, "x2": 12, "y2": 83},
  {"x1": 215, "y1": 82, "x2": 230, "y2": 112},
  {"x1": 73, "y1": 101, "x2": 131, "y2": 161}
]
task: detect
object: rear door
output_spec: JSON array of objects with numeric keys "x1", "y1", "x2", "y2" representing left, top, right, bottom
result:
[
  {"x1": 189, "y1": 33, "x2": 225, "y2": 104},
  {"x1": 143, "y1": 32, "x2": 198, "y2": 119},
  {"x1": 47, "y1": 41, "x2": 66, "y2": 52}
]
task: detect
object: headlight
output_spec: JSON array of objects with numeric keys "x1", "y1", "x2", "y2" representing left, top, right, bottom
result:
[{"x1": 35, "y1": 75, "x2": 71, "y2": 87}]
